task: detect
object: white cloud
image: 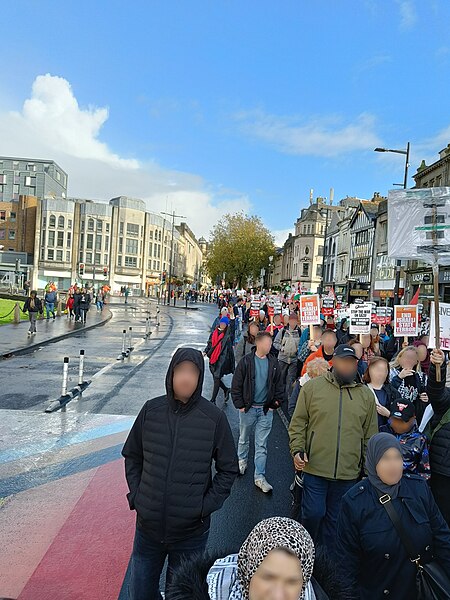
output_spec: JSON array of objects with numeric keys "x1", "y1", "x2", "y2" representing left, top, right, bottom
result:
[
  {"x1": 272, "y1": 228, "x2": 294, "y2": 247},
  {"x1": 0, "y1": 74, "x2": 250, "y2": 238},
  {"x1": 234, "y1": 109, "x2": 382, "y2": 157},
  {"x1": 396, "y1": 0, "x2": 417, "y2": 30}
]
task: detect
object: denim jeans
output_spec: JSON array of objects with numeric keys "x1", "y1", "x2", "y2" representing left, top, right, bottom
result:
[
  {"x1": 45, "y1": 302, "x2": 55, "y2": 318},
  {"x1": 238, "y1": 406, "x2": 273, "y2": 479},
  {"x1": 127, "y1": 527, "x2": 209, "y2": 600},
  {"x1": 278, "y1": 360, "x2": 298, "y2": 400},
  {"x1": 301, "y1": 472, "x2": 356, "y2": 553},
  {"x1": 29, "y1": 313, "x2": 37, "y2": 333}
]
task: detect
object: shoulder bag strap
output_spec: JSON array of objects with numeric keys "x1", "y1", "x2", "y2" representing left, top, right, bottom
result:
[{"x1": 376, "y1": 489, "x2": 421, "y2": 564}]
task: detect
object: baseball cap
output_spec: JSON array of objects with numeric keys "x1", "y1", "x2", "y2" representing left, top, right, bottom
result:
[
  {"x1": 390, "y1": 400, "x2": 416, "y2": 422},
  {"x1": 333, "y1": 345, "x2": 358, "y2": 360}
]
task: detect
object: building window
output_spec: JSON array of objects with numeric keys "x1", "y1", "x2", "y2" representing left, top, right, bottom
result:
[
  {"x1": 153, "y1": 260, "x2": 157, "y2": 269},
  {"x1": 95, "y1": 253, "x2": 101, "y2": 265},
  {"x1": 95, "y1": 235, "x2": 102, "y2": 250},
  {"x1": 316, "y1": 264, "x2": 322, "y2": 277},
  {"x1": 149, "y1": 242, "x2": 152, "y2": 255},
  {"x1": 27, "y1": 163, "x2": 36, "y2": 172},
  {"x1": 49, "y1": 215, "x2": 56, "y2": 228},
  {"x1": 79, "y1": 251, "x2": 83, "y2": 263},
  {"x1": 127, "y1": 223, "x2": 139, "y2": 236},
  {"x1": 13, "y1": 184, "x2": 20, "y2": 196},
  {"x1": 119, "y1": 222, "x2": 124, "y2": 235},
  {"x1": 67, "y1": 232, "x2": 72, "y2": 248},
  {"x1": 56, "y1": 250, "x2": 63, "y2": 261},
  {"x1": 126, "y1": 238, "x2": 138, "y2": 254},
  {"x1": 47, "y1": 249, "x2": 54, "y2": 260},
  {"x1": 0, "y1": 211, "x2": 5, "y2": 221},
  {"x1": 86, "y1": 234, "x2": 94, "y2": 249},
  {"x1": 318, "y1": 245, "x2": 324, "y2": 256},
  {"x1": 10, "y1": 212, "x2": 16, "y2": 222},
  {"x1": 0, "y1": 229, "x2": 5, "y2": 239},
  {"x1": 0, "y1": 174, "x2": 6, "y2": 184},
  {"x1": 117, "y1": 256, "x2": 122, "y2": 266},
  {"x1": 105, "y1": 223, "x2": 110, "y2": 233},
  {"x1": 104, "y1": 254, "x2": 108, "y2": 265},
  {"x1": 86, "y1": 252, "x2": 93, "y2": 264},
  {"x1": 118, "y1": 238, "x2": 123, "y2": 253},
  {"x1": 57, "y1": 231, "x2": 64, "y2": 247},
  {"x1": 40, "y1": 247, "x2": 45, "y2": 259},
  {"x1": 48, "y1": 231, "x2": 55, "y2": 246},
  {"x1": 81, "y1": 220, "x2": 85, "y2": 232},
  {"x1": 66, "y1": 251, "x2": 71, "y2": 262},
  {"x1": 97, "y1": 220, "x2": 102, "y2": 232},
  {"x1": 58, "y1": 216, "x2": 65, "y2": 228},
  {"x1": 158, "y1": 230, "x2": 162, "y2": 242},
  {"x1": 105, "y1": 236, "x2": 109, "y2": 249},
  {"x1": 305, "y1": 246, "x2": 310, "y2": 255},
  {"x1": 88, "y1": 218, "x2": 94, "y2": 231},
  {"x1": 302, "y1": 263, "x2": 309, "y2": 276},
  {"x1": 149, "y1": 230, "x2": 153, "y2": 240}
]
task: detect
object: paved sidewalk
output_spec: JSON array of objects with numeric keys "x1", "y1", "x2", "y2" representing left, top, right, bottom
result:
[{"x1": 0, "y1": 308, "x2": 112, "y2": 359}]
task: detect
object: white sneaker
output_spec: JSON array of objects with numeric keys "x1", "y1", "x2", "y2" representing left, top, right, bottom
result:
[
  {"x1": 239, "y1": 460, "x2": 247, "y2": 475},
  {"x1": 255, "y1": 477, "x2": 273, "y2": 493}
]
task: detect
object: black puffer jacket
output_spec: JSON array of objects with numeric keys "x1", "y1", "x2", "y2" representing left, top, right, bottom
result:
[
  {"x1": 166, "y1": 549, "x2": 357, "y2": 600},
  {"x1": 231, "y1": 348, "x2": 284, "y2": 414},
  {"x1": 122, "y1": 348, "x2": 238, "y2": 543},
  {"x1": 427, "y1": 362, "x2": 450, "y2": 478}
]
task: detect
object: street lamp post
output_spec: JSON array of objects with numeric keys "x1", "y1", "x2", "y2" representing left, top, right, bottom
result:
[
  {"x1": 374, "y1": 143, "x2": 410, "y2": 305},
  {"x1": 161, "y1": 210, "x2": 185, "y2": 307},
  {"x1": 319, "y1": 206, "x2": 332, "y2": 295}
]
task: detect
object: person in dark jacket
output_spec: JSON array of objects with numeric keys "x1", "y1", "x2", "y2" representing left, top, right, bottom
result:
[
  {"x1": 167, "y1": 517, "x2": 356, "y2": 600},
  {"x1": 204, "y1": 313, "x2": 236, "y2": 404},
  {"x1": 336, "y1": 433, "x2": 450, "y2": 600},
  {"x1": 231, "y1": 331, "x2": 284, "y2": 493},
  {"x1": 362, "y1": 356, "x2": 402, "y2": 429},
  {"x1": 336, "y1": 318, "x2": 352, "y2": 345},
  {"x1": 73, "y1": 288, "x2": 82, "y2": 322},
  {"x1": 234, "y1": 321, "x2": 259, "y2": 364},
  {"x1": 44, "y1": 288, "x2": 57, "y2": 320},
  {"x1": 427, "y1": 349, "x2": 450, "y2": 525},
  {"x1": 79, "y1": 288, "x2": 91, "y2": 323},
  {"x1": 389, "y1": 346, "x2": 428, "y2": 424},
  {"x1": 22, "y1": 290, "x2": 43, "y2": 335},
  {"x1": 122, "y1": 347, "x2": 238, "y2": 600}
]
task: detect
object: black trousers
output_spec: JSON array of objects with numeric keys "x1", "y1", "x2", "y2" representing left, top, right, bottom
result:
[
  {"x1": 209, "y1": 364, "x2": 228, "y2": 403},
  {"x1": 431, "y1": 472, "x2": 450, "y2": 526}
]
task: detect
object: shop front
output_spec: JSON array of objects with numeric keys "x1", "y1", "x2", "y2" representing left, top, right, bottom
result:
[{"x1": 372, "y1": 256, "x2": 404, "y2": 306}]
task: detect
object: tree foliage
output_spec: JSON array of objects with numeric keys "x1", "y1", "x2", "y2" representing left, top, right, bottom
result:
[{"x1": 206, "y1": 212, "x2": 275, "y2": 287}]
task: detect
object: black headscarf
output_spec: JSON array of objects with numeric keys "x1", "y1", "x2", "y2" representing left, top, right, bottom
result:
[
  {"x1": 165, "y1": 347, "x2": 204, "y2": 410},
  {"x1": 365, "y1": 433, "x2": 403, "y2": 499}
]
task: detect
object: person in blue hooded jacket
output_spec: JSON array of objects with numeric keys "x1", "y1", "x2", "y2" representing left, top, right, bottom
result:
[{"x1": 336, "y1": 433, "x2": 450, "y2": 599}]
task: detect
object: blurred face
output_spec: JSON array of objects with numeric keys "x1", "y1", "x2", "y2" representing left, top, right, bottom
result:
[
  {"x1": 172, "y1": 361, "x2": 199, "y2": 402},
  {"x1": 370, "y1": 328, "x2": 378, "y2": 339},
  {"x1": 313, "y1": 327, "x2": 322, "y2": 342},
  {"x1": 369, "y1": 360, "x2": 388, "y2": 385},
  {"x1": 390, "y1": 416, "x2": 415, "y2": 434},
  {"x1": 400, "y1": 349, "x2": 418, "y2": 370},
  {"x1": 249, "y1": 323, "x2": 260, "y2": 338},
  {"x1": 322, "y1": 332, "x2": 337, "y2": 352},
  {"x1": 256, "y1": 336, "x2": 273, "y2": 356},
  {"x1": 416, "y1": 345, "x2": 428, "y2": 362},
  {"x1": 249, "y1": 549, "x2": 303, "y2": 600},
  {"x1": 289, "y1": 317, "x2": 297, "y2": 328},
  {"x1": 376, "y1": 447, "x2": 404, "y2": 485},
  {"x1": 274, "y1": 315, "x2": 281, "y2": 325},
  {"x1": 333, "y1": 356, "x2": 358, "y2": 380},
  {"x1": 219, "y1": 321, "x2": 227, "y2": 331},
  {"x1": 351, "y1": 343, "x2": 363, "y2": 359},
  {"x1": 283, "y1": 315, "x2": 290, "y2": 326},
  {"x1": 361, "y1": 334, "x2": 371, "y2": 349}
]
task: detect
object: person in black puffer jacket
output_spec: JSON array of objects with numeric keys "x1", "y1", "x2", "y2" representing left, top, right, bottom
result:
[
  {"x1": 426, "y1": 349, "x2": 450, "y2": 525},
  {"x1": 122, "y1": 347, "x2": 238, "y2": 600}
]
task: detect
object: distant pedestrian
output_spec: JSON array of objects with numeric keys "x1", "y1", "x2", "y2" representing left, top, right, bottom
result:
[
  {"x1": 22, "y1": 290, "x2": 43, "y2": 336},
  {"x1": 124, "y1": 286, "x2": 130, "y2": 304},
  {"x1": 95, "y1": 290, "x2": 104, "y2": 311},
  {"x1": 73, "y1": 288, "x2": 82, "y2": 322},
  {"x1": 23, "y1": 280, "x2": 30, "y2": 296},
  {"x1": 79, "y1": 288, "x2": 91, "y2": 323},
  {"x1": 66, "y1": 293, "x2": 75, "y2": 319},
  {"x1": 204, "y1": 311, "x2": 236, "y2": 404},
  {"x1": 44, "y1": 288, "x2": 57, "y2": 320},
  {"x1": 122, "y1": 348, "x2": 238, "y2": 600}
]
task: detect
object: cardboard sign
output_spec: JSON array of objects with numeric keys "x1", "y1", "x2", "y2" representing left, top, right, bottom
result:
[
  {"x1": 267, "y1": 299, "x2": 275, "y2": 318},
  {"x1": 322, "y1": 296, "x2": 335, "y2": 317},
  {"x1": 394, "y1": 305, "x2": 419, "y2": 337},
  {"x1": 250, "y1": 295, "x2": 261, "y2": 319},
  {"x1": 349, "y1": 303, "x2": 372, "y2": 335},
  {"x1": 299, "y1": 294, "x2": 321, "y2": 325},
  {"x1": 429, "y1": 301, "x2": 450, "y2": 350}
]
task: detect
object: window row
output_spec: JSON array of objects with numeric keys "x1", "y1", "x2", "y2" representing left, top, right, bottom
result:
[
  {"x1": 44, "y1": 215, "x2": 73, "y2": 229},
  {"x1": 40, "y1": 249, "x2": 71, "y2": 262},
  {"x1": 0, "y1": 229, "x2": 15, "y2": 240},
  {"x1": 78, "y1": 252, "x2": 109, "y2": 266}
]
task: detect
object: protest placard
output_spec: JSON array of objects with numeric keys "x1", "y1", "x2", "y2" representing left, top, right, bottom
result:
[
  {"x1": 394, "y1": 305, "x2": 419, "y2": 338},
  {"x1": 349, "y1": 303, "x2": 372, "y2": 335},
  {"x1": 299, "y1": 294, "x2": 321, "y2": 326},
  {"x1": 429, "y1": 301, "x2": 450, "y2": 351}
]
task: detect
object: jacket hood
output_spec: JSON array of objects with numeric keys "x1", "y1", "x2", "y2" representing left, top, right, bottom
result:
[{"x1": 165, "y1": 347, "x2": 205, "y2": 409}]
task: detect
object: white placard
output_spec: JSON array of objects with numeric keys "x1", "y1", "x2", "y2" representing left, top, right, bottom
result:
[{"x1": 349, "y1": 303, "x2": 372, "y2": 335}]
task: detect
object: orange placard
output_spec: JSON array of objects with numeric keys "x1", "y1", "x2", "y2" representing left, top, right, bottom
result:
[
  {"x1": 393, "y1": 305, "x2": 418, "y2": 338},
  {"x1": 299, "y1": 294, "x2": 321, "y2": 326}
]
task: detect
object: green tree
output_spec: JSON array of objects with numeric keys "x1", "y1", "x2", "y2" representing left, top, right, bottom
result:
[{"x1": 206, "y1": 212, "x2": 275, "y2": 288}]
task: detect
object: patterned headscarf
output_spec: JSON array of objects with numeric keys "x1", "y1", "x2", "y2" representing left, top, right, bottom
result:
[{"x1": 229, "y1": 517, "x2": 315, "y2": 600}]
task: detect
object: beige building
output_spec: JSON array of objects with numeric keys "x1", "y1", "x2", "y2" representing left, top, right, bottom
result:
[{"x1": 414, "y1": 143, "x2": 450, "y2": 188}]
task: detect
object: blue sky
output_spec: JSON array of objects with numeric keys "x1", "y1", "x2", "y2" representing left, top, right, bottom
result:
[{"x1": 0, "y1": 0, "x2": 449, "y2": 242}]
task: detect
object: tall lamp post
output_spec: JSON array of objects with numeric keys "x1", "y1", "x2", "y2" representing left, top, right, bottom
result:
[
  {"x1": 374, "y1": 142, "x2": 410, "y2": 305},
  {"x1": 319, "y1": 206, "x2": 333, "y2": 295},
  {"x1": 161, "y1": 210, "x2": 185, "y2": 306}
]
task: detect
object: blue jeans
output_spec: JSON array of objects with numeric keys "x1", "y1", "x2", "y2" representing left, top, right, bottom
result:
[
  {"x1": 238, "y1": 407, "x2": 273, "y2": 479},
  {"x1": 45, "y1": 302, "x2": 55, "y2": 318},
  {"x1": 301, "y1": 473, "x2": 356, "y2": 553},
  {"x1": 127, "y1": 526, "x2": 209, "y2": 600}
]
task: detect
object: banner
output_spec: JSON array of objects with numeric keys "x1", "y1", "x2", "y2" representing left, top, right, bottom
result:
[
  {"x1": 299, "y1": 294, "x2": 321, "y2": 325},
  {"x1": 349, "y1": 303, "x2": 372, "y2": 335},
  {"x1": 321, "y1": 296, "x2": 335, "y2": 317},
  {"x1": 250, "y1": 295, "x2": 261, "y2": 319},
  {"x1": 394, "y1": 305, "x2": 419, "y2": 337},
  {"x1": 429, "y1": 301, "x2": 450, "y2": 350}
]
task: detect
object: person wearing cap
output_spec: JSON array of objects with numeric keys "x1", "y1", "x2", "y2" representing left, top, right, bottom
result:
[
  {"x1": 289, "y1": 343, "x2": 377, "y2": 553},
  {"x1": 204, "y1": 310, "x2": 236, "y2": 404},
  {"x1": 380, "y1": 398, "x2": 430, "y2": 480},
  {"x1": 210, "y1": 306, "x2": 229, "y2": 333},
  {"x1": 300, "y1": 329, "x2": 337, "y2": 376},
  {"x1": 257, "y1": 309, "x2": 268, "y2": 331},
  {"x1": 273, "y1": 312, "x2": 302, "y2": 401},
  {"x1": 336, "y1": 433, "x2": 450, "y2": 600}
]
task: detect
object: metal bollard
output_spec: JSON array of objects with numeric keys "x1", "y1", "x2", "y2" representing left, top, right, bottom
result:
[
  {"x1": 62, "y1": 357, "x2": 70, "y2": 396},
  {"x1": 122, "y1": 329, "x2": 127, "y2": 356},
  {"x1": 128, "y1": 326, "x2": 133, "y2": 351},
  {"x1": 78, "y1": 349, "x2": 85, "y2": 386},
  {"x1": 156, "y1": 307, "x2": 160, "y2": 327}
]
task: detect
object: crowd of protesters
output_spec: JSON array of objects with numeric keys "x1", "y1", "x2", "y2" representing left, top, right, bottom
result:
[{"x1": 122, "y1": 289, "x2": 450, "y2": 599}]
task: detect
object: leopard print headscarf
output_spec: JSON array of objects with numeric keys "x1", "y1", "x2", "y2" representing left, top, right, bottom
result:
[{"x1": 229, "y1": 517, "x2": 315, "y2": 600}]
